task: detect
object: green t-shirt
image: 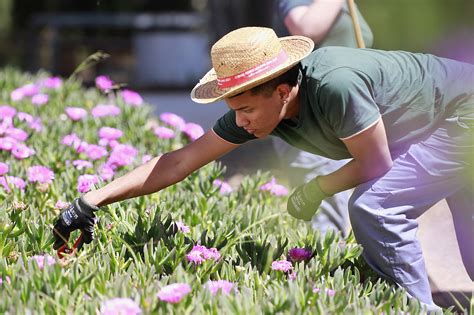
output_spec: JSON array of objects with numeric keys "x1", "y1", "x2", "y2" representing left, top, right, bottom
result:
[{"x1": 213, "y1": 47, "x2": 474, "y2": 159}]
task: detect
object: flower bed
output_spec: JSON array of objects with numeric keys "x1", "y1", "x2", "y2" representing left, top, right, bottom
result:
[{"x1": 0, "y1": 68, "x2": 437, "y2": 314}]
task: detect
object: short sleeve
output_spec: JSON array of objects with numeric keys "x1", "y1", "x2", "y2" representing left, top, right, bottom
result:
[
  {"x1": 212, "y1": 110, "x2": 257, "y2": 144},
  {"x1": 318, "y1": 68, "x2": 381, "y2": 139},
  {"x1": 277, "y1": 0, "x2": 312, "y2": 20}
]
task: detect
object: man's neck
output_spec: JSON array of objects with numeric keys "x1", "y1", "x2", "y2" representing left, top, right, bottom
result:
[{"x1": 284, "y1": 84, "x2": 300, "y2": 119}]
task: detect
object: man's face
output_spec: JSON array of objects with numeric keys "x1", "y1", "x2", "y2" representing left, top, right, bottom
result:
[{"x1": 225, "y1": 89, "x2": 287, "y2": 138}]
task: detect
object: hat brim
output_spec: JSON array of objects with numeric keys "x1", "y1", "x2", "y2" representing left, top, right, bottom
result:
[{"x1": 191, "y1": 36, "x2": 314, "y2": 104}]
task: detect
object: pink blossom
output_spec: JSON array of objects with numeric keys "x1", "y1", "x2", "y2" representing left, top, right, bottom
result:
[
  {"x1": 31, "y1": 93, "x2": 49, "y2": 106},
  {"x1": 12, "y1": 143, "x2": 36, "y2": 159},
  {"x1": 62, "y1": 133, "x2": 81, "y2": 147},
  {"x1": 159, "y1": 112, "x2": 186, "y2": 129},
  {"x1": 182, "y1": 122, "x2": 204, "y2": 141},
  {"x1": 288, "y1": 272, "x2": 297, "y2": 281},
  {"x1": 271, "y1": 260, "x2": 293, "y2": 273},
  {"x1": 0, "y1": 176, "x2": 26, "y2": 192},
  {"x1": 206, "y1": 280, "x2": 236, "y2": 295},
  {"x1": 312, "y1": 287, "x2": 336, "y2": 296},
  {"x1": 20, "y1": 84, "x2": 40, "y2": 97},
  {"x1": 17, "y1": 112, "x2": 33, "y2": 123},
  {"x1": 27, "y1": 165, "x2": 55, "y2": 184},
  {"x1": 153, "y1": 126, "x2": 175, "y2": 139},
  {"x1": 141, "y1": 154, "x2": 152, "y2": 164},
  {"x1": 29, "y1": 118, "x2": 43, "y2": 132},
  {"x1": 176, "y1": 221, "x2": 190, "y2": 233},
  {"x1": 107, "y1": 144, "x2": 137, "y2": 168},
  {"x1": 157, "y1": 283, "x2": 191, "y2": 304},
  {"x1": 92, "y1": 104, "x2": 121, "y2": 118},
  {"x1": 85, "y1": 144, "x2": 108, "y2": 160},
  {"x1": 0, "y1": 162, "x2": 8, "y2": 176},
  {"x1": 31, "y1": 254, "x2": 56, "y2": 270},
  {"x1": 0, "y1": 105, "x2": 16, "y2": 119},
  {"x1": 55, "y1": 200, "x2": 70, "y2": 209},
  {"x1": 0, "y1": 276, "x2": 11, "y2": 285},
  {"x1": 0, "y1": 136, "x2": 17, "y2": 151},
  {"x1": 5, "y1": 128, "x2": 28, "y2": 142},
  {"x1": 99, "y1": 127, "x2": 123, "y2": 141},
  {"x1": 72, "y1": 160, "x2": 93, "y2": 170},
  {"x1": 259, "y1": 177, "x2": 288, "y2": 196},
  {"x1": 100, "y1": 298, "x2": 141, "y2": 315},
  {"x1": 98, "y1": 164, "x2": 115, "y2": 181},
  {"x1": 121, "y1": 89, "x2": 143, "y2": 107},
  {"x1": 95, "y1": 75, "x2": 114, "y2": 92},
  {"x1": 42, "y1": 77, "x2": 63, "y2": 89},
  {"x1": 77, "y1": 174, "x2": 99, "y2": 193},
  {"x1": 213, "y1": 179, "x2": 233, "y2": 195},
  {"x1": 288, "y1": 248, "x2": 312, "y2": 262},
  {"x1": 186, "y1": 245, "x2": 220, "y2": 265},
  {"x1": 65, "y1": 107, "x2": 88, "y2": 121},
  {"x1": 10, "y1": 88, "x2": 25, "y2": 101}
]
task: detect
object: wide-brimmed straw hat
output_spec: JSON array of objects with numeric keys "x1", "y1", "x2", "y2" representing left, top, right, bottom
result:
[{"x1": 191, "y1": 27, "x2": 314, "y2": 104}]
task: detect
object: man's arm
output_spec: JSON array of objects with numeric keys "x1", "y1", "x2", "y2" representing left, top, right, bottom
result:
[
  {"x1": 283, "y1": 0, "x2": 345, "y2": 43},
  {"x1": 317, "y1": 117, "x2": 393, "y2": 195},
  {"x1": 84, "y1": 130, "x2": 239, "y2": 207}
]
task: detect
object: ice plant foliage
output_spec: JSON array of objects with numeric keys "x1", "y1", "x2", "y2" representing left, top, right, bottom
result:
[
  {"x1": 100, "y1": 298, "x2": 141, "y2": 315},
  {"x1": 157, "y1": 283, "x2": 192, "y2": 304}
]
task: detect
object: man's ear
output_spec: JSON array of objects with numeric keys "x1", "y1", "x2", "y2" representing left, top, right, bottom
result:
[{"x1": 276, "y1": 83, "x2": 291, "y2": 102}]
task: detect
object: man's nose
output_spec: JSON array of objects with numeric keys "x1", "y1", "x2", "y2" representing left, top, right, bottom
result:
[{"x1": 235, "y1": 112, "x2": 249, "y2": 127}]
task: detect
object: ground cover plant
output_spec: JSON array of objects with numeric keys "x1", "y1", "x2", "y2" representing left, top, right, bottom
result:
[{"x1": 0, "y1": 64, "x2": 460, "y2": 314}]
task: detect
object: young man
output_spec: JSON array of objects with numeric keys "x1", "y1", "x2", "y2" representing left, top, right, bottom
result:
[
  {"x1": 53, "y1": 27, "x2": 473, "y2": 311},
  {"x1": 273, "y1": 0, "x2": 374, "y2": 236}
]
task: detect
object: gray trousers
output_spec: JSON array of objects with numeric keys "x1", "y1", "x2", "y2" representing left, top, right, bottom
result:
[{"x1": 349, "y1": 117, "x2": 473, "y2": 307}]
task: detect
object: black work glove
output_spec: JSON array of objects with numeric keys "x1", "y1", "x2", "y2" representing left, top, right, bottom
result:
[
  {"x1": 52, "y1": 196, "x2": 99, "y2": 250},
  {"x1": 287, "y1": 177, "x2": 331, "y2": 221}
]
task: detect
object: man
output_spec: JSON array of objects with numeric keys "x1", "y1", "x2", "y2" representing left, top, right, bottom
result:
[
  {"x1": 53, "y1": 27, "x2": 473, "y2": 311},
  {"x1": 272, "y1": 0, "x2": 374, "y2": 236}
]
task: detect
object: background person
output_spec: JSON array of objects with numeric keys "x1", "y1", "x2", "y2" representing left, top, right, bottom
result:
[
  {"x1": 53, "y1": 27, "x2": 473, "y2": 312},
  {"x1": 272, "y1": 0, "x2": 373, "y2": 236}
]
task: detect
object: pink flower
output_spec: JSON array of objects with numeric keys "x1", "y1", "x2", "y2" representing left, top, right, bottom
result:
[
  {"x1": 288, "y1": 272, "x2": 297, "y2": 281},
  {"x1": 42, "y1": 77, "x2": 63, "y2": 89},
  {"x1": 157, "y1": 283, "x2": 191, "y2": 304},
  {"x1": 55, "y1": 200, "x2": 70, "y2": 210},
  {"x1": 29, "y1": 118, "x2": 43, "y2": 132},
  {"x1": 288, "y1": 248, "x2": 312, "y2": 263},
  {"x1": 77, "y1": 174, "x2": 99, "y2": 193},
  {"x1": 100, "y1": 297, "x2": 141, "y2": 315},
  {"x1": 31, "y1": 93, "x2": 49, "y2": 106},
  {"x1": 0, "y1": 276, "x2": 11, "y2": 285},
  {"x1": 17, "y1": 112, "x2": 33, "y2": 123},
  {"x1": 84, "y1": 144, "x2": 108, "y2": 160},
  {"x1": 312, "y1": 287, "x2": 335, "y2": 296},
  {"x1": 206, "y1": 280, "x2": 236, "y2": 295},
  {"x1": 259, "y1": 177, "x2": 288, "y2": 196},
  {"x1": 92, "y1": 104, "x2": 121, "y2": 118},
  {"x1": 0, "y1": 162, "x2": 8, "y2": 176},
  {"x1": 95, "y1": 75, "x2": 113, "y2": 92},
  {"x1": 20, "y1": 84, "x2": 40, "y2": 97},
  {"x1": 212, "y1": 179, "x2": 233, "y2": 195},
  {"x1": 65, "y1": 107, "x2": 88, "y2": 121},
  {"x1": 62, "y1": 133, "x2": 81, "y2": 147},
  {"x1": 141, "y1": 154, "x2": 152, "y2": 164},
  {"x1": 0, "y1": 105, "x2": 16, "y2": 119},
  {"x1": 107, "y1": 144, "x2": 137, "y2": 168},
  {"x1": 153, "y1": 126, "x2": 175, "y2": 139},
  {"x1": 5, "y1": 128, "x2": 28, "y2": 142},
  {"x1": 98, "y1": 164, "x2": 115, "y2": 181},
  {"x1": 99, "y1": 127, "x2": 123, "y2": 141},
  {"x1": 10, "y1": 88, "x2": 25, "y2": 101},
  {"x1": 12, "y1": 143, "x2": 36, "y2": 159},
  {"x1": 31, "y1": 254, "x2": 56, "y2": 270},
  {"x1": 0, "y1": 137, "x2": 17, "y2": 151},
  {"x1": 271, "y1": 260, "x2": 293, "y2": 273},
  {"x1": 121, "y1": 89, "x2": 143, "y2": 107},
  {"x1": 0, "y1": 176, "x2": 26, "y2": 192},
  {"x1": 182, "y1": 122, "x2": 204, "y2": 141},
  {"x1": 159, "y1": 112, "x2": 186, "y2": 129},
  {"x1": 176, "y1": 221, "x2": 190, "y2": 233},
  {"x1": 72, "y1": 160, "x2": 93, "y2": 170},
  {"x1": 186, "y1": 245, "x2": 220, "y2": 265},
  {"x1": 27, "y1": 165, "x2": 55, "y2": 184}
]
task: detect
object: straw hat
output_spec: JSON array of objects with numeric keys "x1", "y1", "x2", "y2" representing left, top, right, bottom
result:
[{"x1": 191, "y1": 27, "x2": 314, "y2": 104}]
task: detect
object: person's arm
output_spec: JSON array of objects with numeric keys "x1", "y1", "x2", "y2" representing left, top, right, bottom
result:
[
  {"x1": 283, "y1": 0, "x2": 345, "y2": 43},
  {"x1": 84, "y1": 130, "x2": 239, "y2": 207},
  {"x1": 317, "y1": 117, "x2": 393, "y2": 195}
]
